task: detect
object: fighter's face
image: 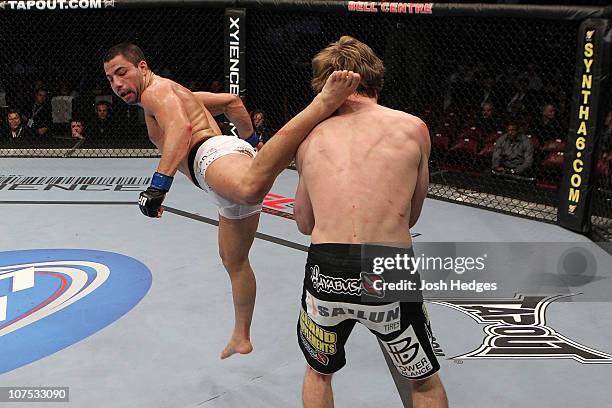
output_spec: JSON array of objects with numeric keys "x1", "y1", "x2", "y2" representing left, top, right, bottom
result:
[{"x1": 104, "y1": 54, "x2": 145, "y2": 105}]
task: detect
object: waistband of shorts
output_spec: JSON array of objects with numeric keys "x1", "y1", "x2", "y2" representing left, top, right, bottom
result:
[
  {"x1": 188, "y1": 138, "x2": 208, "y2": 189},
  {"x1": 307, "y1": 243, "x2": 414, "y2": 267}
]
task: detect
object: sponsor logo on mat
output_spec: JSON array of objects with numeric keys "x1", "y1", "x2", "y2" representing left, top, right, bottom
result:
[
  {"x1": 0, "y1": 249, "x2": 151, "y2": 374},
  {"x1": 434, "y1": 294, "x2": 612, "y2": 364}
]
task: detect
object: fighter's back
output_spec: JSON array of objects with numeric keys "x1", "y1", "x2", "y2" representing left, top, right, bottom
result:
[
  {"x1": 296, "y1": 101, "x2": 428, "y2": 244},
  {"x1": 141, "y1": 75, "x2": 222, "y2": 177}
]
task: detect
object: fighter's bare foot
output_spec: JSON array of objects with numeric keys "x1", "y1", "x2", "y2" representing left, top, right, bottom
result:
[
  {"x1": 317, "y1": 70, "x2": 361, "y2": 112},
  {"x1": 220, "y1": 337, "x2": 253, "y2": 359}
]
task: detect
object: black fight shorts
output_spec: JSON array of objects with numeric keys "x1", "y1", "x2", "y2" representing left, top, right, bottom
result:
[{"x1": 297, "y1": 243, "x2": 441, "y2": 379}]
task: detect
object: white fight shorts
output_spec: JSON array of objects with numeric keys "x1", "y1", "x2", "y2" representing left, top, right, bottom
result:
[{"x1": 188, "y1": 135, "x2": 262, "y2": 219}]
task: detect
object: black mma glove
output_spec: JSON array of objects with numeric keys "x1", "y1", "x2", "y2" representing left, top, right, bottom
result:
[{"x1": 139, "y1": 172, "x2": 173, "y2": 218}]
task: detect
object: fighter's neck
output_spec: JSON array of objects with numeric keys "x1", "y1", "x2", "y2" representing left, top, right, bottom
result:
[
  {"x1": 139, "y1": 71, "x2": 157, "y2": 99},
  {"x1": 336, "y1": 95, "x2": 377, "y2": 115}
]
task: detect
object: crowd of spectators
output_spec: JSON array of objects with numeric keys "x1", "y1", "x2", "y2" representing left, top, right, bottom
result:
[
  {"x1": 428, "y1": 61, "x2": 611, "y2": 190},
  {"x1": 0, "y1": 74, "x2": 278, "y2": 153},
  {"x1": 0, "y1": 61, "x2": 609, "y2": 194},
  {"x1": 0, "y1": 77, "x2": 152, "y2": 149}
]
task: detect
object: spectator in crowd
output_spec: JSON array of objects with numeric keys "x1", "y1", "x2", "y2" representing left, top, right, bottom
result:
[
  {"x1": 2, "y1": 109, "x2": 31, "y2": 146},
  {"x1": 250, "y1": 109, "x2": 273, "y2": 145},
  {"x1": 74, "y1": 82, "x2": 113, "y2": 121},
  {"x1": 0, "y1": 80, "x2": 7, "y2": 109},
  {"x1": 88, "y1": 101, "x2": 116, "y2": 144},
  {"x1": 475, "y1": 75, "x2": 502, "y2": 109},
  {"x1": 209, "y1": 79, "x2": 223, "y2": 93},
  {"x1": 492, "y1": 122, "x2": 534, "y2": 176},
  {"x1": 443, "y1": 63, "x2": 477, "y2": 111},
  {"x1": 24, "y1": 87, "x2": 52, "y2": 136},
  {"x1": 600, "y1": 111, "x2": 612, "y2": 173},
  {"x1": 531, "y1": 103, "x2": 564, "y2": 142},
  {"x1": 506, "y1": 78, "x2": 536, "y2": 114},
  {"x1": 475, "y1": 101, "x2": 504, "y2": 135},
  {"x1": 517, "y1": 62, "x2": 544, "y2": 92},
  {"x1": 70, "y1": 118, "x2": 85, "y2": 140},
  {"x1": 604, "y1": 110, "x2": 612, "y2": 146}
]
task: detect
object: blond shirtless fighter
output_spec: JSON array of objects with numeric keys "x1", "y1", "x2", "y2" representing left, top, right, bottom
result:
[
  {"x1": 293, "y1": 36, "x2": 448, "y2": 407},
  {"x1": 102, "y1": 43, "x2": 360, "y2": 359}
]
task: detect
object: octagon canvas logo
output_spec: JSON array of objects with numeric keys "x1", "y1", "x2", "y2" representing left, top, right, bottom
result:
[{"x1": 0, "y1": 249, "x2": 152, "y2": 374}]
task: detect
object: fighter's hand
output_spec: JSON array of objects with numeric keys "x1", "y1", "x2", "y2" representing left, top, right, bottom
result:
[
  {"x1": 317, "y1": 70, "x2": 361, "y2": 113},
  {"x1": 138, "y1": 187, "x2": 166, "y2": 218}
]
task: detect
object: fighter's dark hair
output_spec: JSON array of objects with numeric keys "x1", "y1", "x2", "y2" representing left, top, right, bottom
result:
[{"x1": 103, "y1": 43, "x2": 146, "y2": 66}]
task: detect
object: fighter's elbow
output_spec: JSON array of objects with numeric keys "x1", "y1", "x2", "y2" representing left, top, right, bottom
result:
[
  {"x1": 296, "y1": 219, "x2": 314, "y2": 235},
  {"x1": 294, "y1": 209, "x2": 314, "y2": 235},
  {"x1": 409, "y1": 208, "x2": 421, "y2": 229},
  {"x1": 227, "y1": 94, "x2": 244, "y2": 112},
  {"x1": 409, "y1": 216, "x2": 418, "y2": 229}
]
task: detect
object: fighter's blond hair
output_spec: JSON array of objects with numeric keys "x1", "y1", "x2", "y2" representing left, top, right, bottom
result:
[{"x1": 311, "y1": 36, "x2": 384, "y2": 98}]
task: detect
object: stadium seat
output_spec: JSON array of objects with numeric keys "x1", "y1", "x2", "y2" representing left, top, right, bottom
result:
[
  {"x1": 536, "y1": 151, "x2": 564, "y2": 189},
  {"x1": 541, "y1": 138, "x2": 566, "y2": 152}
]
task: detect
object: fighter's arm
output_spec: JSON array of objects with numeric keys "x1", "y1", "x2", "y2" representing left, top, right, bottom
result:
[
  {"x1": 409, "y1": 119, "x2": 431, "y2": 229},
  {"x1": 193, "y1": 92, "x2": 254, "y2": 140},
  {"x1": 143, "y1": 86, "x2": 192, "y2": 177},
  {"x1": 293, "y1": 142, "x2": 315, "y2": 235},
  {"x1": 137, "y1": 87, "x2": 192, "y2": 218}
]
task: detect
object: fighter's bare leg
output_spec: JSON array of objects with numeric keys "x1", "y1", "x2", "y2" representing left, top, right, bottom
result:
[
  {"x1": 217, "y1": 212, "x2": 259, "y2": 359},
  {"x1": 303, "y1": 366, "x2": 334, "y2": 408},
  {"x1": 205, "y1": 70, "x2": 361, "y2": 206},
  {"x1": 411, "y1": 373, "x2": 449, "y2": 408}
]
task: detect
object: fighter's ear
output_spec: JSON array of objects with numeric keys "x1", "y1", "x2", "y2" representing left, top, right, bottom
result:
[{"x1": 137, "y1": 60, "x2": 148, "y2": 74}]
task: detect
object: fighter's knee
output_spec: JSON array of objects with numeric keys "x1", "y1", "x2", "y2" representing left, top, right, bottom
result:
[
  {"x1": 219, "y1": 249, "x2": 249, "y2": 272},
  {"x1": 238, "y1": 182, "x2": 267, "y2": 206}
]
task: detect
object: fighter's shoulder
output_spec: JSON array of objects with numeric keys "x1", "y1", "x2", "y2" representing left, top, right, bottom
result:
[
  {"x1": 396, "y1": 110, "x2": 427, "y2": 130},
  {"x1": 141, "y1": 79, "x2": 179, "y2": 109},
  {"x1": 383, "y1": 109, "x2": 428, "y2": 139}
]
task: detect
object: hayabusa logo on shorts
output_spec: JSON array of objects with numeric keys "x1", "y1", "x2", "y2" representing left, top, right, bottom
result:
[
  {"x1": 434, "y1": 293, "x2": 612, "y2": 363},
  {"x1": 0, "y1": 249, "x2": 152, "y2": 374},
  {"x1": 360, "y1": 272, "x2": 385, "y2": 298},
  {"x1": 310, "y1": 265, "x2": 361, "y2": 296}
]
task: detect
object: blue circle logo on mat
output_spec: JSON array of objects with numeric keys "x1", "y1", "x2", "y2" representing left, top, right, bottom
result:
[{"x1": 0, "y1": 249, "x2": 152, "y2": 375}]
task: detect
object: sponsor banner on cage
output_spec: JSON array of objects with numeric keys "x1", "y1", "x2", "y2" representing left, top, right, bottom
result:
[
  {"x1": 0, "y1": 0, "x2": 114, "y2": 10},
  {"x1": 0, "y1": 175, "x2": 150, "y2": 192},
  {"x1": 358, "y1": 242, "x2": 610, "y2": 303},
  {"x1": 347, "y1": 2, "x2": 433, "y2": 14},
  {"x1": 558, "y1": 19, "x2": 611, "y2": 232},
  {"x1": 224, "y1": 8, "x2": 247, "y2": 138}
]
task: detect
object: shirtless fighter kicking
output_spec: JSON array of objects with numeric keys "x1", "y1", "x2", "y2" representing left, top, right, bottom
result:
[{"x1": 103, "y1": 43, "x2": 360, "y2": 359}]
